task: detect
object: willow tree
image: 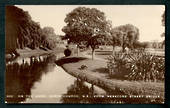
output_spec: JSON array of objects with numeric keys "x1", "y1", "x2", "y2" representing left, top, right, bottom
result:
[{"x1": 62, "y1": 7, "x2": 111, "y2": 59}]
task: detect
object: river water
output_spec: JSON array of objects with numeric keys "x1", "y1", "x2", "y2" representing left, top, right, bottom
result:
[{"x1": 5, "y1": 54, "x2": 106, "y2": 103}]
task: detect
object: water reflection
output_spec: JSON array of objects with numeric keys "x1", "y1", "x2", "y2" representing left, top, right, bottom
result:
[
  {"x1": 60, "y1": 79, "x2": 114, "y2": 104},
  {"x1": 5, "y1": 54, "x2": 111, "y2": 103},
  {"x1": 60, "y1": 78, "x2": 157, "y2": 104},
  {"x1": 5, "y1": 55, "x2": 54, "y2": 103},
  {"x1": 5, "y1": 54, "x2": 151, "y2": 104}
]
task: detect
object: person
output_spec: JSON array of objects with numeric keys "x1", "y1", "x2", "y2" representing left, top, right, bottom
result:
[{"x1": 64, "y1": 45, "x2": 71, "y2": 57}]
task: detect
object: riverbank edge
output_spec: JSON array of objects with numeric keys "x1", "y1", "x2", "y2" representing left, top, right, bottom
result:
[
  {"x1": 58, "y1": 57, "x2": 164, "y2": 102},
  {"x1": 5, "y1": 47, "x2": 65, "y2": 61}
]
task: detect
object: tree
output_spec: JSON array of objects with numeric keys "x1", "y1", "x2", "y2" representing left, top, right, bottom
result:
[
  {"x1": 111, "y1": 24, "x2": 139, "y2": 52},
  {"x1": 133, "y1": 41, "x2": 149, "y2": 51},
  {"x1": 6, "y1": 6, "x2": 41, "y2": 50},
  {"x1": 108, "y1": 29, "x2": 124, "y2": 52},
  {"x1": 42, "y1": 27, "x2": 59, "y2": 49},
  {"x1": 162, "y1": 11, "x2": 165, "y2": 27},
  {"x1": 161, "y1": 11, "x2": 165, "y2": 48},
  {"x1": 6, "y1": 6, "x2": 32, "y2": 53},
  {"x1": 62, "y1": 7, "x2": 111, "y2": 59},
  {"x1": 6, "y1": 6, "x2": 56, "y2": 55},
  {"x1": 152, "y1": 41, "x2": 158, "y2": 49},
  {"x1": 161, "y1": 11, "x2": 165, "y2": 38}
]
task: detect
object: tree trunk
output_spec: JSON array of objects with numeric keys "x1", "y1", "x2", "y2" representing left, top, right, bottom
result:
[
  {"x1": 122, "y1": 45, "x2": 125, "y2": 52},
  {"x1": 77, "y1": 45, "x2": 79, "y2": 56},
  {"x1": 112, "y1": 45, "x2": 115, "y2": 54},
  {"x1": 92, "y1": 49, "x2": 95, "y2": 60},
  {"x1": 104, "y1": 43, "x2": 107, "y2": 49}
]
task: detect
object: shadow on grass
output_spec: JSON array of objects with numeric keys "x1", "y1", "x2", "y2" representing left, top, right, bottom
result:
[
  {"x1": 96, "y1": 53, "x2": 112, "y2": 55},
  {"x1": 95, "y1": 50, "x2": 112, "y2": 53},
  {"x1": 92, "y1": 68, "x2": 109, "y2": 74},
  {"x1": 107, "y1": 74, "x2": 128, "y2": 81},
  {"x1": 55, "y1": 57, "x2": 87, "y2": 66},
  {"x1": 107, "y1": 70, "x2": 130, "y2": 81},
  {"x1": 93, "y1": 68, "x2": 129, "y2": 81}
]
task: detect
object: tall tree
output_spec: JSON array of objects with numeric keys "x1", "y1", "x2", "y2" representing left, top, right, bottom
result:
[
  {"x1": 6, "y1": 6, "x2": 41, "y2": 50},
  {"x1": 62, "y1": 7, "x2": 111, "y2": 59},
  {"x1": 6, "y1": 6, "x2": 57, "y2": 55},
  {"x1": 161, "y1": 11, "x2": 165, "y2": 47},
  {"x1": 111, "y1": 24, "x2": 139, "y2": 52},
  {"x1": 6, "y1": 6, "x2": 32, "y2": 53},
  {"x1": 162, "y1": 11, "x2": 165, "y2": 27},
  {"x1": 42, "y1": 27, "x2": 59, "y2": 49},
  {"x1": 108, "y1": 29, "x2": 123, "y2": 53}
]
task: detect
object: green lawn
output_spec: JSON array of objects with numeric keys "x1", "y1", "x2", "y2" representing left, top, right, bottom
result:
[{"x1": 55, "y1": 54, "x2": 164, "y2": 103}]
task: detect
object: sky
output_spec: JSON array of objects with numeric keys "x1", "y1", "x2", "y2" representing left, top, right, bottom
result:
[{"x1": 16, "y1": 5, "x2": 165, "y2": 42}]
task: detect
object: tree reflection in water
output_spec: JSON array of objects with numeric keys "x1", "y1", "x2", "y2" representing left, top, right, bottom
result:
[
  {"x1": 60, "y1": 79, "x2": 112, "y2": 103},
  {"x1": 5, "y1": 54, "x2": 155, "y2": 104},
  {"x1": 60, "y1": 79, "x2": 153, "y2": 104},
  {"x1": 5, "y1": 55, "x2": 54, "y2": 103}
]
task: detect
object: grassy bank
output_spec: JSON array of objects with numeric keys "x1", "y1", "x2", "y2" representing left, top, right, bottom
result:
[
  {"x1": 5, "y1": 47, "x2": 66, "y2": 61},
  {"x1": 55, "y1": 55, "x2": 164, "y2": 103}
]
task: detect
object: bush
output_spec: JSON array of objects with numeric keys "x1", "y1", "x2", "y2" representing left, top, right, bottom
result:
[
  {"x1": 107, "y1": 52, "x2": 130, "y2": 76},
  {"x1": 107, "y1": 51, "x2": 165, "y2": 82},
  {"x1": 127, "y1": 51, "x2": 165, "y2": 82},
  {"x1": 64, "y1": 48, "x2": 72, "y2": 57}
]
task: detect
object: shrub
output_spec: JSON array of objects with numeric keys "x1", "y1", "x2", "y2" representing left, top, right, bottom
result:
[
  {"x1": 107, "y1": 52, "x2": 131, "y2": 77},
  {"x1": 64, "y1": 48, "x2": 72, "y2": 57},
  {"x1": 107, "y1": 51, "x2": 165, "y2": 82}
]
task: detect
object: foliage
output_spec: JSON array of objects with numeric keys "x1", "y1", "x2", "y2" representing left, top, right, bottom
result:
[
  {"x1": 133, "y1": 41, "x2": 149, "y2": 50},
  {"x1": 105, "y1": 29, "x2": 122, "y2": 52},
  {"x1": 162, "y1": 11, "x2": 165, "y2": 27},
  {"x1": 127, "y1": 51, "x2": 165, "y2": 81},
  {"x1": 109, "y1": 24, "x2": 140, "y2": 52},
  {"x1": 161, "y1": 11, "x2": 165, "y2": 46},
  {"x1": 42, "y1": 27, "x2": 59, "y2": 49},
  {"x1": 5, "y1": 6, "x2": 57, "y2": 54},
  {"x1": 62, "y1": 7, "x2": 111, "y2": 59},
  {"x1": 60, "y1": 56, "x2": 164, "y2": 104},
  {"x1": 107, "y1": 52, "x2": 131, "y2": 76},
  {"x1": 107, "y1": 51, "x2": 165, "y2": 82}
]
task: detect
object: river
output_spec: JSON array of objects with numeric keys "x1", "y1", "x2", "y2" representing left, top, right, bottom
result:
[{"x1": 5, "y1": 54, "x2": 107, "y2": 103}]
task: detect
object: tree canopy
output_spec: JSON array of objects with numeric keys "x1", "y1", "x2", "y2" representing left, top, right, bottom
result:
[
  {"x1": 110, "y1": 24, "x2": 140, "y2": 52},
  {"x1": 161, "y1": 11, "x2": 165, "y2": 46},
  {"x1": 62, "y1": 7, "x2": 111, "y2": 44},
  {"x1": 62, "y1": 7, "x2": 112, "y2": 59},
  {"x1": 42, "y1": 27, "x2": 59, "y2": 49},
  {"x1": 6, "y1": 6, "x2": 57, "y2": 54},
  {"x1": 133, "y1": 41, "x2": 149, "y2": 50},
  {"x1": 162, "y1": 11, "x2": 165, "y2": 27}
]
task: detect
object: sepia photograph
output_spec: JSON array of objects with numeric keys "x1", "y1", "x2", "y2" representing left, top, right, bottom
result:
[{"x1": 5, "y1": 5, "x2": 165, "y2": 104}]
